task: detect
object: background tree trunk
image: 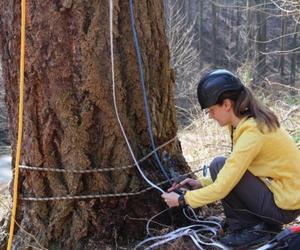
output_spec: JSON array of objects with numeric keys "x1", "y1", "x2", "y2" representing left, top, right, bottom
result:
[
  {"x1": 184, "y1": 1, "x2": 191, "y2": 24},
  {"x1": 0, "y1": 1, "x2": 188, "y2": 249},
  {"x1": 235, "y1": 1, "x2": 241, "y2": 66},
  {"x1": 279, "y1": 13, "x2": 286, "y2": 81},
  {"x1": 255, "y1": 0, "x2": 267, "y2": 83},
  {"x1": 212, "y1": 2, "x2": 218, "y2": 67},
  {"x1": 246, "y1": 0, "x2": 255, "y2": 69},
  {"x1": 290, "y1": 23, "x2": 299, "y2": 86},
  {"x1": 198, "y1": 0, "x2": 203, "y2": 67}
]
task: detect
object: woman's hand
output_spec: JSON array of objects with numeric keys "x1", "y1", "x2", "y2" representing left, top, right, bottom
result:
[
  {"x1": 167, "y1": 178, "x2": 202, "y2": 192},
  {"x1": 161, "y1": 192, "x2": 180, "y2": 207}
]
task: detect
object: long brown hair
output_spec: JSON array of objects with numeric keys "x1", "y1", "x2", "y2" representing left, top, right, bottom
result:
[{"x1": 217, "y1": 87, "x2": 280, "y2": 132}]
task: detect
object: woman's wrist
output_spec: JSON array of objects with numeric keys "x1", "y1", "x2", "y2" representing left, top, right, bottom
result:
[{"x1": 178, "y1": 193, "x2": 187, "y2": 207}]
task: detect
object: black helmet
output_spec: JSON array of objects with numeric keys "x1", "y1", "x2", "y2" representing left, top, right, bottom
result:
[{"x1": 197, "y1": 69, "x2": 244, "y2": 109}]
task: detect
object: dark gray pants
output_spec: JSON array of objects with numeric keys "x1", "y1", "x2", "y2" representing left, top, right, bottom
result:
[{"x1": 209, "y1": 156, "x2": 300, "y2": 231}]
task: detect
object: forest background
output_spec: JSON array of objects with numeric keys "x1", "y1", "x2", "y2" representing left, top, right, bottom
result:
[{"x1": 163, "y1": 0, "x2": 300, "y2": 164}]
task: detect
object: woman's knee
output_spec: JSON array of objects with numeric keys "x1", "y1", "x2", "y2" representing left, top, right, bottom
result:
[{"x1": 209, "y1": 156, "x2": 226, "y2": 181}]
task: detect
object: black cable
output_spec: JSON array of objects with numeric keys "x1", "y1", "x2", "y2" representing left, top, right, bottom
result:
[{"x1": 129, "y1": 0, "x2": 172, "y2": 184}]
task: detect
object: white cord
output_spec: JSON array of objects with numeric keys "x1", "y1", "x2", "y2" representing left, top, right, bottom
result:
[
  {"x1": 136, "y1": 220, "x2": 229, "y2": 250},
  {"x1": 109, "y1": 0, "x2": 164, "y2": 193},
  {"x1": 146, "y1": 207, "x2": 171, "y2": 236},
  {"x1": 135, "y1": 225, "x2": 204, "y2": 250},
  {"x1": 184, "y1": 206, "x2": 222, "y2": 231}
]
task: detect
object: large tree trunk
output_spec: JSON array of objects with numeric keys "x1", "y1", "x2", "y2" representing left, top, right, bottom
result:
[{"x1": 0, "y1": 1, "x2": 188, "y2": 249}]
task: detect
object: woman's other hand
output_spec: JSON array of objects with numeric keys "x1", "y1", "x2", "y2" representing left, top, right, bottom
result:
[{"x1": 161, "y1": 192, "x2": 180, "y2": 207}]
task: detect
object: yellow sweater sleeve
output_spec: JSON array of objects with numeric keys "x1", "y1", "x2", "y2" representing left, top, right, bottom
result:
[
  {"x1": 197, "y1": 176, "x2": 213, "y2": 187},
  {"x1": 185, "y1": 129, "x2": 263, "y2": 208}
]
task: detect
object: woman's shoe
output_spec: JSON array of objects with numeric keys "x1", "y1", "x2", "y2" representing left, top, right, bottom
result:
[{"x1": 219, "y1": 223, "x2": 273, "y2": 248}]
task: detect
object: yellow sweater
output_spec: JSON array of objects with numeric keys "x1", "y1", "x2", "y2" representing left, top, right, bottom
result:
[{"x1": 185, "y1": 117, "x2": 300, "y2": 210}]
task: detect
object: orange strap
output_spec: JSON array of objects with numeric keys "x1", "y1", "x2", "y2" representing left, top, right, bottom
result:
[{"x1": 7, "y1": 0, "x2": 26, "y2": 249}]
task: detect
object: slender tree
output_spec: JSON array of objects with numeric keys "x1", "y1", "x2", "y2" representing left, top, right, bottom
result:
[
  {"x1": 0, "y1": 1, "x2": 188, "y2": 249},
  {"x1": 255, "y1": 0, "x2": 268, "y2": 82},
  {"x1": 235, "y1": 1, "x2": 242, "y2": 65},
  {"x1": 279, "y1": 12, "x2": 287, "y2": 80},
  {"x1": 0, "y1": 60, "x2": 9, "y2": 146},
  {"x1": 246, "y1": 0, "x2": 255, "y2": 62},
  {"x1": 290, "y1": 22, "x2": 299, "y2": 86},
  {"x1": 198, "y1": 0, "x2": 204, "y2": 67},
  {"x1": 185, "y1": 0, "x2": 191, "y2": 24},
  {"x1": 212, "y1": 2, "x2": 218, "y2": 66}
]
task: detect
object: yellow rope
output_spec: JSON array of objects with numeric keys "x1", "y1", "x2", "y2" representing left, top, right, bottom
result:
[{"x1": 7, "y1": 0, "x2": 26, "y2": 248}]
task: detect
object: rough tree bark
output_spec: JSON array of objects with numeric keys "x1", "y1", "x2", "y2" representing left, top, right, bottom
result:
[{"x1": 0, "y1": 1, "x2": 189, "y2": 249}]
